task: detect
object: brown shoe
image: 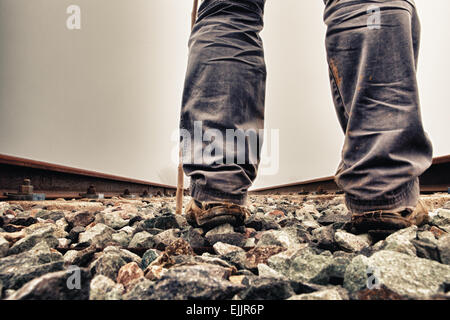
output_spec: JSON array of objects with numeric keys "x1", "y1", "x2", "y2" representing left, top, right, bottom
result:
[
  {"x1": 185, "y1": 199, "x2": 251, "y2": 230},
  {"x1": 346, "y1": 200, "x2": 430, "y2": 238}
]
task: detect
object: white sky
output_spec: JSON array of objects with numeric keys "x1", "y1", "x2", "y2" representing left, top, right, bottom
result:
[{"x1": 0, "y1": 0, "x2": 448, "y2": 189}]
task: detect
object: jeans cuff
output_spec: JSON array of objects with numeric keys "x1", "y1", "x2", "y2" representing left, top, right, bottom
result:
[
  {"x1": 345, "y1": 179, "x2": 420, "y2": 214},
  {"x1": 190, "y1": 181, "x2": 248, "y2": 206}
]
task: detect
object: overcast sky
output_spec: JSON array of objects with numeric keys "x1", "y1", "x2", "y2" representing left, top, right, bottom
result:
[{"x1": 0, "y1": 0, "x2": 449, "y2": 189}]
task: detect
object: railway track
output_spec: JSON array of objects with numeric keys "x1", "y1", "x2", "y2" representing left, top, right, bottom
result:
[
  {"x1": 0, "y1": 154, "x2": 178, "y2": 201},
  {"x1": 250, "y1": 155, "x2": 450, "y2": 196},
  {"x1": 0, "y1": 153, "x2": 449, "y2": 201}
]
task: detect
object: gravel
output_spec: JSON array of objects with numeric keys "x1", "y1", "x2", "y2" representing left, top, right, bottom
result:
[{"x1": 0, "y1": 194, "x2": 449, "y2": 300}]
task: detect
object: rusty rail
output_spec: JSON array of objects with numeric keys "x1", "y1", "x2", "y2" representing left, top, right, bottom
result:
[
  {"x1": 0, "y1": 154, "x2": 177, "y2": 200},
  {"x1": 251, "y1": 155, "x2": 450, "y2": 195},
  {"x1": 1, "y1": 153, "x2": 448, "y2": 200}
]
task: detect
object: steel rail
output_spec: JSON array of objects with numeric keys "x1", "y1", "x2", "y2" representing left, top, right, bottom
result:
[
  {"x1": 250, "y1": 155, "x2": 450, "y2": 195},
  {"x1": 0, "y1": 154, "x2": 448, "y2": 200},
  {"x1": 0, "y1": 154, "x2": 177, "y2": 200}
]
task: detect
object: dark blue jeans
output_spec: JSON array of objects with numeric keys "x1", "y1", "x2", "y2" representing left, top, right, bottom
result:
[{"x1": 180, "y1": 0, "x2": 433, "y2": 213}]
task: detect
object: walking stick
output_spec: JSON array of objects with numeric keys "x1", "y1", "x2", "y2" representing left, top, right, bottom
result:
[
  {"x1": 191, "y1": 0, "x2": 199, "y2": 30},
  {"x1": 176, "y1": 0, "x2": 199, "y2": 215}
]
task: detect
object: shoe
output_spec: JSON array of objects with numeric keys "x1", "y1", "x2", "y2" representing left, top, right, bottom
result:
[
  {"x1": 345, "y1": 200, "x2": 430, "y2": 238},
  {"x1": 185, "y1": 199, "x2": 251, "y2": 230}
]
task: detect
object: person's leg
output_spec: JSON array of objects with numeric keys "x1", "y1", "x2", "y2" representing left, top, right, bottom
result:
[
  {"x1": 180, "y1": 0, "x2": 267, "y2": 206},
  {"x1": 324, "y1": 0, "x2": 433, "y2": 214}
]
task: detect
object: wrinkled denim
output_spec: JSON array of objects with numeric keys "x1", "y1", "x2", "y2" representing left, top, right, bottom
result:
[{"x1": 180, "y1": 0, "x2": 433, "y2": 213}]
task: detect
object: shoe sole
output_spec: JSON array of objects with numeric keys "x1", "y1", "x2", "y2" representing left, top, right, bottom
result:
[
  {"x1": 346, "y1": 208, "x2": 429, "y2": 239},
  {"x1": 187, "y1": 204, "x2": 248, "y2": 230}
]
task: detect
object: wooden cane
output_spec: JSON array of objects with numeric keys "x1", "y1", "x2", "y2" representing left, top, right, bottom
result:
[
  {"x1": 191, "y1": 0, "x2": 199, "y2": 30},
  {"x1": 176, "y1": 0, "x2": 199, "y2": 215},
  {"x1": 176, "y1": 150, "x2": 183, "y2": 215}
]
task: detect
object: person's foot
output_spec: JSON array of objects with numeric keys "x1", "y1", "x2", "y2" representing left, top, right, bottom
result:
[
  {"x1": 345, "y1": 200, "x2": 430, "y2": 239},
  {"x1": 185, "y1": 199, "x2": 251, "y2": 230}
]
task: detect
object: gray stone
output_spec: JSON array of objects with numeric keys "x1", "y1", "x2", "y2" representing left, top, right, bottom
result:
[
  {"x1": 243, "y1": 246, "x2": 288, "y2": 271},
  {"x1": 244, "y1": 238, "x2": 256, "y2": 248},
  {"x1": 0, "y1": 202, "x2": 11, "y2": 216},
  {"x1": 153, "y1": 229, "x2": 181, "y2": 250},
  {"x1": 288, "y1": 248, "x2": 334, "y2": 284},
  {"x1": 343, "y1": 255, "x2": 374, "y2": 294},
  {"x1": 0, "y1": 242, "x2": 64, "y2": 290},
  {"x1": 89, "y1": 275, "x2": 124, "y2": 300},
  {"x1": 68, "y1": 226, "x2": 85, "y2": 242},
  {"x1": 325, "y1": 254, "x2": 354, "y2": 284},
  {"x1": 0, "y1": 235, "x2": 9, "y2": 257},
  {"x1": 63, "y1": 245, "x2": 97, "y2": 268},
  {"x1": 22, "y1": 222, "x2": 68, "y2": 239},
  {"x1": 35, "y1": 210, "x2": 65, "y2": 222},
  {"x1": 181, "y1": 227, "x2": 208, "y2": 250},
  {"x1": 411, "y1": 239, "x2": 440, "y2": 262},
  {"x1": 142, "y1": 213, "x2": 188, "y2": 231},
  {"x1": 311, "y1": 225, "x2": 339, "y2": 252},
  {"x1": 431, "y1": 209, "x2": 450, "y2": 227},
  {"x1": 205, "y1": 224, "x2": 235, "y2": 237},
  {"x1": 437, "y1": 234, "x2": 450, "y2": 265},
  {"x1": 334, "y1": 230, "x2": 370, "y2": 253},
  {"x1": 417, "y1": 231, "x2": 438, "y2": 244},
  {"x1": 65, "y1": 211, "x2": 95, "y2": 228},
  {"x1": 266, "y1": 249, "x2": 300, "y2": 278},
  {"x1": 7, "y1": 268, "x2": 91, "y2": 300},
  {"x1": 301, "y1": 220, "x2": 321, "y2": 231},
  {"x1": 213, "y1": 242, "x2": 245, "y2": 255},
  {"x1": 245, "y1": 213, "x2": 281, "y2": 231},
  {"x1": 4, "y1": 289, "x2": 16, "y2": 299},
  {"x1": 55, "y1": 218, "x2": 69, "y2": 232},
  {"x1": 78, "y1": 223, "x2": 116, "y2": 248},
  {"x1": 111, "y1": 230, "x2": 132, "y2": 247},
  {"x1": 295, "y1": 204, "x2": 321, "y2": 221},
  {"x1": 119, "y1": 226, "x2": 135, "y2": 234},
  {"x1": 129, "y1": 231, "x2": 155, "y2": 249},
  {"x1": 344, "y1": 250, "x2": 450, "y2": 299},
  {"x1": 32, "y1": 220, "x2": 69, "y2": 238},
  {"x1": 205, "y1": 224, "x2": 246, "y2": 247},
  {"x1": 172, "y1": 254, "x2": 235, "y2": 270},
  {"x1": 141, "y1": 249, "x2": 160, "y2": 269},
  {"x1": 8, "y1": 225, "x2": 59, "y2": 255},
  {"x1": 257, "y1": 264, "x2": 287, "y2": 279},
  {"x1": 57, "y1": 238, "x2": 71, "y2": 249},
  {"x1": 63, "y1": 250, "x2": 79, "y2": 265},
  {"x1": 267, "y1": 246, "x2": 334, "y2": 285},
  {"x1": 238, "y1": 277, "x2": 295, "y2": 300},
  {"x1": 7, "y1": 216, "x2": 37, "y2": 228},
  {"x1": 100, "y1": 212, "x2": 129, "y2": 230},
  {"x1": 206, "y1": 232, "x2": 246, "y2": 248},
  {"x1": 90, "y1": 251, "x2": 127, "y2": 280},
  {"x1": 256, "y1": 228, "x2": 302, "y2": 249},
  {"x1": 103, "y1": 246, "x2": 142, "y2": 265},
  {"x1": 382, "y1": 226, "x2": 418, "y2": 256},
  {"x1": 148, "y1": 265, "x2": 244, "y2": 300},
  {"x1": 318, "y1": 204, "x2": 351, "y2": 226},
  {"x1": 122, "y1": 277, "x2": 155, "y2": 300}
]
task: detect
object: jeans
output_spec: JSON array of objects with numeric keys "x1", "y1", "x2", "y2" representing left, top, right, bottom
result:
[{"x1": 180, "y1": 0, "x2": 433, "y2": 213}]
